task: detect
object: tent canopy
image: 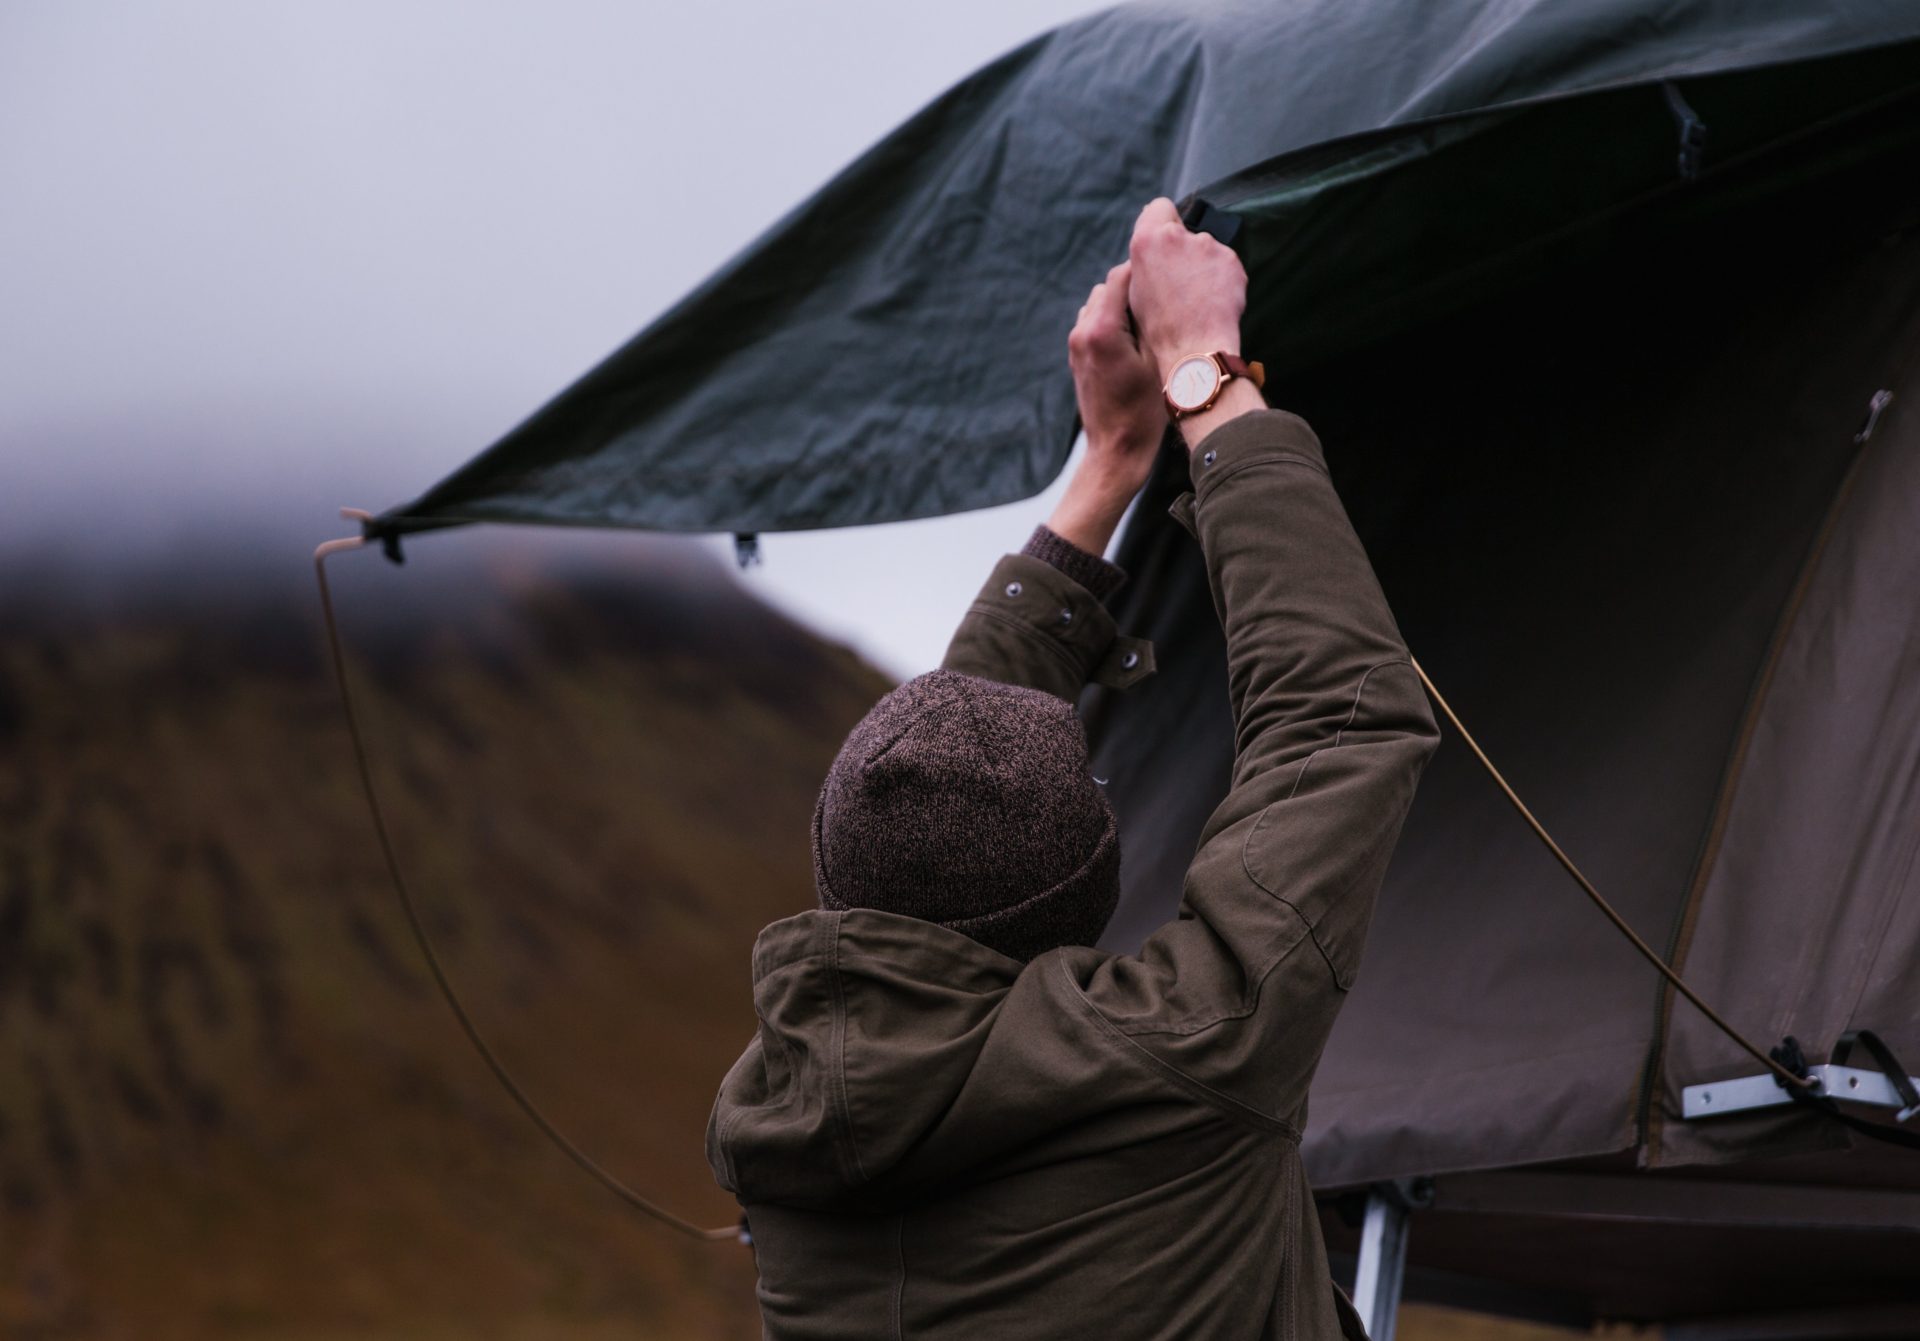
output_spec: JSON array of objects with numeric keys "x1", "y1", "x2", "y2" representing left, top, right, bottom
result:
[{"x1": 370, "y1": 0, "x2": 1920, "y2": 539}]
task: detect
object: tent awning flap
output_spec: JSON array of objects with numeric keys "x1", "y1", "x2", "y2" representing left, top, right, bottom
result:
[{"x1": 374, "y1": 0, "x2": 1920, "y2": 539}]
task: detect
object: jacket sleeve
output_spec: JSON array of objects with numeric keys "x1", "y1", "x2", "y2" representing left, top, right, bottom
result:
[
  {"x1": 940, "y1": 531, "x2": 1156, "y2": 703},
  {"x1": 1065, "y1": 409, "x2": 1439, "y2": 1125}
]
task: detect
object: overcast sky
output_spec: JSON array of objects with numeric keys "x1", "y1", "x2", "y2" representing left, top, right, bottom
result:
[{"x1": 0, "y1": 0, "x2": 1113, "y2": 677}]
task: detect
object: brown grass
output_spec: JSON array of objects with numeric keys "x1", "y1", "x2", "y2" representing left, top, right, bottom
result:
[{"x1": 0, "y1": 545, "x2": 885, "y2": 1339}]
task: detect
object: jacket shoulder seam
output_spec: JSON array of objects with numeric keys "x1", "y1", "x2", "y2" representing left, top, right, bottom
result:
[
  {"x1": 1243, "y1": 659, "x2": 1413, "y2": 988},
  {"x1": 1059, "y1": 957, "x2": 1302, "y2": 1139},
  {"x1": 1116, "y1": 658, "x2": 1414, "y2": 1038},
  {"x1": 1109, "y1": 908, "x2": 1315, "y2": 1040}
]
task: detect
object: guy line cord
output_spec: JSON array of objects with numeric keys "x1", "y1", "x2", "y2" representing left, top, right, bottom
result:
[
  {"x1": 316, "y1": 515, "x2": 740, "y2": 1244},
  {"x1": 1406, "y1": 659, "x2": 1810, "y2": 1092},
  {"x1": 312, "y1": 514, "x2": 1810, "y2": 1243}
]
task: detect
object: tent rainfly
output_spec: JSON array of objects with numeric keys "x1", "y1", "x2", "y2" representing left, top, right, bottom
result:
[{"x1": 369, "y1": 2, "x2": 1920, "y2": 1333}]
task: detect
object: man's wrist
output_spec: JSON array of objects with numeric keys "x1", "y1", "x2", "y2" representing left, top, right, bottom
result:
[
  {"x1": 1151, "y1": 334, "x2": 1242, "y2": 382},
  {"x1": 1075, "y1": 440, "x2": 1153, "y2": 499},
  {"x1": 1046, "y1": 475, "x2": 1130, "y2": 555},
  {"x1": 1175, "y1": 377, "x2": 1266, "y2": 451}
]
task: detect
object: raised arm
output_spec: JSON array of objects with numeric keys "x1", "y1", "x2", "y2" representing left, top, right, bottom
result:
[
  {"x1": 939, "y1": 262, "x2": 1164, "y2": 702},
  {"x1": 1070, "y1": 200, "x2": 1440, "y2": 1123}
]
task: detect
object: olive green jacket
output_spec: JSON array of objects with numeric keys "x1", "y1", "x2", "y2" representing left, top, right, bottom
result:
[{"x1": 708, "y1": 410, "x2": 1439, "y2": 1339}]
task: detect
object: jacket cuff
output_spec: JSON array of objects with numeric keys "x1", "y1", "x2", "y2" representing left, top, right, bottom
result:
[
  {"x1": 1019, "y1": 524, "x2": 1128, "y2": 602},
  {"x1": 1188, "y1": 409, "x2": 1328, "y2": 506},
  {"x1": 943, "y1": 553, "x2": 1155, "y2": 701}
]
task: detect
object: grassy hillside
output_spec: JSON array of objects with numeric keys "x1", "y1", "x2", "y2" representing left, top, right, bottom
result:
[{"x1": 0, "y1": 537, "x2": 892, "y2": 1339}]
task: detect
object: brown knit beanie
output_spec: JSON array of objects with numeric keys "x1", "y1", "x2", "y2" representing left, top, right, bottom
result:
[{"x1": 811, "y1": 669, "x2": 1120, "y2": 963}]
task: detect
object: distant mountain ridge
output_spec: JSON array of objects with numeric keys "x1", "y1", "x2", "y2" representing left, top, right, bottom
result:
[{"x1": 0, "y1": 535, "x2": 892, "y2": 1339}]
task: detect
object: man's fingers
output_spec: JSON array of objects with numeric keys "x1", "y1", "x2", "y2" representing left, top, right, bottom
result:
[
  {"x1": 1129, "y1": 197, "x2": 1191, "y2": 272},
  {"x1": 1097, "y1": 263, "x2": 1131, "y2": 324},
  {"x1": 1072, "y1": 277, "x2": 1115, "y2": 345},
  {"x1": 1136, "y1": 196, "x2": 1181, "y2": 231},
  {"x1": 1076, "y1": 259, "x2": 1161, "y2": 362},
  {"x1": 1090, "y1": 264, "x2": 1141, "y2": 351}
]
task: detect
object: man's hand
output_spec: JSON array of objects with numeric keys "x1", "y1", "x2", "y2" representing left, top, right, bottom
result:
[
  {"x1": 1125, "y1": 197, "x2": 1263, "y2": 450},
  {"x1": 1126, "y1": 198, "x2": 1246, "y2": 373},
  {"x1": 1047, "y1": 262, "x2": 1167, "y2": 556},
  {"x1": 1069, "y1": 260, "x2": 1165, "y2": 496}
]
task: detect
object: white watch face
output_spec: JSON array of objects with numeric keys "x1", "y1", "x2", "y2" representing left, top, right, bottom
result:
[{"x1": 1167, "y1": 355, "x2": 1220, "y2": 411}]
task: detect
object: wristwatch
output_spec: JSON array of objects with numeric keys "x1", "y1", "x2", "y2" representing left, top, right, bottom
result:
[{"x1": 1163, "y1": 351, "x2": 1265, "y2": 419}]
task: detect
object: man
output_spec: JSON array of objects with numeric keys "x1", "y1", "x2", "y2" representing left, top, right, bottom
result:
[{"x1": 708, "y1": 198, "x2": 1439, "y2": 1339}]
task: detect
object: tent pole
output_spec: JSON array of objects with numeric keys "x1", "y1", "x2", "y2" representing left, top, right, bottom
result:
[{"x1": 1352, "y1": 1179, "x2": 1431, "y2": 1340}]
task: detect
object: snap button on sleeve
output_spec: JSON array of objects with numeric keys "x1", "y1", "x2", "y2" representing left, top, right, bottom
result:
[
  {"x1": 1004, "y1": 581, "x2": 1023, "y2": 597},
  {"x1": 1092, "y1": 635, "x2": 1155, "y2": 690},
  {"x1": 1057, "y1": 608, "x2": 1074, "y2": 626}
]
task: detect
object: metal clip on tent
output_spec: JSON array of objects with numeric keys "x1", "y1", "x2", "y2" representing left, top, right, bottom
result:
[
  {"x1": 1662, "y1": 81, "x2": 1709, "y2": 182},
  {"x1": 1855, "y1": 388, "x2": 1894, "y2": 443}
]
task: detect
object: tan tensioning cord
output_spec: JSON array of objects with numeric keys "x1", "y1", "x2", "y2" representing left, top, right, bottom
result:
[
  {"x1": 312, "y1": 517, "x2": 1809, "y2": 1244},
  {"x1": 1408, "y1": 658, "x2": 1810, "y2": 1092},
  {"x1": 315, "y1": 517, "x2": 741, "y2": 1244}
]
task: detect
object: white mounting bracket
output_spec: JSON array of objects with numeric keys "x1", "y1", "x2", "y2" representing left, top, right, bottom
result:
[{"x1": 1682, "y1": 1064, "x2": 1920, "y2": 1122}]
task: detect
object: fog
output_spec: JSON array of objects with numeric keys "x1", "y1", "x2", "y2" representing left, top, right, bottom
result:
[{"x1": 0, "y1": 0, "x2": 1110, "y2": 677}]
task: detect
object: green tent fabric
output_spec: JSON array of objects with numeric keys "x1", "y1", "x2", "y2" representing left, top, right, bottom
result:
[{"x1": 371, "y1": 0, "x2": 1920, "y2": 539}]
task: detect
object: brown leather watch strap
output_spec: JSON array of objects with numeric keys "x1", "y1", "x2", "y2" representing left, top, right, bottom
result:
[{"x1": 1218, "y1": 352, "x2": 1266, "y2": 389}]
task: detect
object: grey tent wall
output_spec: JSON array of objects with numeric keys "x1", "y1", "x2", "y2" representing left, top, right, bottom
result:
[
  {"x1": 1647, "y1": 273, "x2": 1920, "y2": 1174},
  {"x1": 1082, "y1": 113, "x2": 1920, "y2": 1194}
]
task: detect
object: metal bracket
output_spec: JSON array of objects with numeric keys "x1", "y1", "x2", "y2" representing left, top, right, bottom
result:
[
  {"x1": 1683, "y1": 1064, "x2": 1920, "y2": 1122},
  {"x1": 1855, "y1": 388, "x2": 1894, "y2": 443},
  {"x1": 1662, "y1": 81, "x2": 1708, "y2": 182},
  {"x1": 1352, "y1": 1178, "x2": 1432, "y2": 1341}
]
